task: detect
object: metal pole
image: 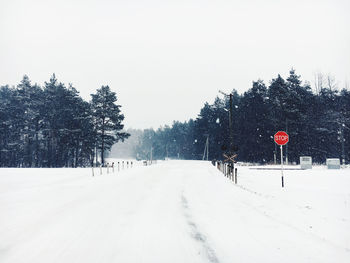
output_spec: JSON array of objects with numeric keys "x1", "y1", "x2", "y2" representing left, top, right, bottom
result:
[
  {"x1": 281, "y1": 145, "x2": 284, "y2": 188},
  {"x1": 206, "y1": 135, "x2": 209, "y2": 161},
  {"x1": 286, "y1": 119, "x2": 289, "y2": 165}
]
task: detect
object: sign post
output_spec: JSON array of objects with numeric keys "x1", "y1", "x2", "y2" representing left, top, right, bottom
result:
[
  {"x1": 274, "y1": 131, "x2": 289, "y2": 188},
  {"x1": 280, "y1": 145, "x2": 284, "y2": 187}
]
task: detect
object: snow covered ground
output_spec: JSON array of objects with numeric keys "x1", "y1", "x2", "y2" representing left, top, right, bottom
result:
[{"x1": 0, "y1": 161, "x2": 349, "y2": 263}]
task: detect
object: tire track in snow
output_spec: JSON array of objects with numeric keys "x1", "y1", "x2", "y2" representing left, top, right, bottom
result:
[{"x1": 181, "y1": 192, "x2": 220, "y2": 263}]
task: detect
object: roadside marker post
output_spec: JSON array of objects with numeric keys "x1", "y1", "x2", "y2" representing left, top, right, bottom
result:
[{"x1": 235, "y1": 168, "x2": 237, "y2": 184}]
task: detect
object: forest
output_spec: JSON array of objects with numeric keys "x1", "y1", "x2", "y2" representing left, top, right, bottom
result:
[
  {"x1": 0, "y1": 74, "x2": 128, "y2": 167},
  {"x1": 2, "y1": 70, "x2": 349, "y2": 167},
  {"x1": 134, "y1": 70, "x2": 350, "y2": 164}
]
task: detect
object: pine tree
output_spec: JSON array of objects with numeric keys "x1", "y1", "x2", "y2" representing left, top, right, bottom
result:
[
  {"x1": 238, "y1": 80, "x2": 272, "y2": 163},
  {"x1": 91, "y1": 85, "x2": 129, "y2": 165}
]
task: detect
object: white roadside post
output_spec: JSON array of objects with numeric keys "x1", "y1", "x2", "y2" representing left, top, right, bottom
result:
[{"x1": 274, "y1": 131, "x2": 289, "y2": 188}]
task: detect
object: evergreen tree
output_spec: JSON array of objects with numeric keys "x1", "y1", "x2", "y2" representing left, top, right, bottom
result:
[
  {"x1": 237, "y1": 80, "x2": 272, "y2": 163},
  {"x1": 16, "y1": 75, "x2": 44, "y2": 167},
  {"x1": 91, "y1": 85, "x2": 129, "y2": 165}
]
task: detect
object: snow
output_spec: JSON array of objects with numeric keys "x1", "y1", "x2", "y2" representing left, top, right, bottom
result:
[{"x1": 1, "y1": 161, "x2": 349, "y2": 263}]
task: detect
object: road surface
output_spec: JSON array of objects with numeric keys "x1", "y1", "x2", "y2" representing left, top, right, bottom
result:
[{"x1": 1, "y1": 161, "x2": 349, "y2": 263}]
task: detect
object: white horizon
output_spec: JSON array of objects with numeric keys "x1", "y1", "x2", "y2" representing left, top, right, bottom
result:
[{"x1": 1, "y1": 0, "x2": 349, "y2": 129}]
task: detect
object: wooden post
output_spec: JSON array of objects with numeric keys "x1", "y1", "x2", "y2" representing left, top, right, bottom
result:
[{"x1": 112, "y1": 162, "x2": 114, "y2": 173}]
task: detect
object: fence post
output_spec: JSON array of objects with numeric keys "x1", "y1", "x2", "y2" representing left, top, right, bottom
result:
[
  {"x1": 112, "y1": 162, "x2": 115, "y2": 173},
  {"x1": 235, "y1": 168, "x2": 237, "y2": 184},
  {"x1": 100, "y1": 165, "x2": 102, "y2": 175}
]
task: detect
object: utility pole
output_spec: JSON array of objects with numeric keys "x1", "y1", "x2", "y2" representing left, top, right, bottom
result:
[
  {"x1": 340, "y1": 121, "x2": 345, "y2": 165},
  {"x1": 202, "y1": 134, "x2": 209, "y2": 161},
  {"x1": 219, "y1": 91, "x2": 234, "y2": 151},
  {"x1": 229, "y1": 93, "x2": 233, "y2": 151},
  {"x1": 219, "y1": 90, "x2": 235, "y2": 175},
  {"x1": 206, "y1": 135, "x2": 209, "y2": 161}
]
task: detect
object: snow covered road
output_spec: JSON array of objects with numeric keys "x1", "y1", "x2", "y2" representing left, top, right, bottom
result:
[{"x1": 1, "y1": 161, "x2": 349, "y2": 263}]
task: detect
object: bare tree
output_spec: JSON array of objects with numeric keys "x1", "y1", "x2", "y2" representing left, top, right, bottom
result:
[
  {"x1": 313, "y1": 72, "x2": 324, "y2": 94},
  {"x1": 327, "y1": 74, "x2": 337, "y2": 91}
]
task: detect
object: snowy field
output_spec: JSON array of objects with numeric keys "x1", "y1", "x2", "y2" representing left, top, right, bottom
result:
[{"x1": 0, "y1": 161, "x2": 349, "y2": 263}]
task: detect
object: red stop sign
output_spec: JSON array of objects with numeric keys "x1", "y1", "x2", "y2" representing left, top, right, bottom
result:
[{"x1": 274, "y1": 131, "x2": 289, "y2": 145}]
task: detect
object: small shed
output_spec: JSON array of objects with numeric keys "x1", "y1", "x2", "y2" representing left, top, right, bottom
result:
[
  {"x1": 326, "y1": 158, "x2": 340, "y2": 169},
  {"x1": 300, "y1": 156, "x2": 312, "y2": 170}
]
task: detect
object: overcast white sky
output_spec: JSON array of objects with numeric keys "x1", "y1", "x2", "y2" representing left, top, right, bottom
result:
[{"x1": 1, "y1": 0, "x2": 349, "y2": 129}]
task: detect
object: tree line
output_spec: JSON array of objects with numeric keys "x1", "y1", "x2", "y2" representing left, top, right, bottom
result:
[
  {"x1": 135, "y1": 70, "x2": 350, "y2": 164},
  {"x1": 0, "y1": 74, "x2": 129, "y2": 167}
]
